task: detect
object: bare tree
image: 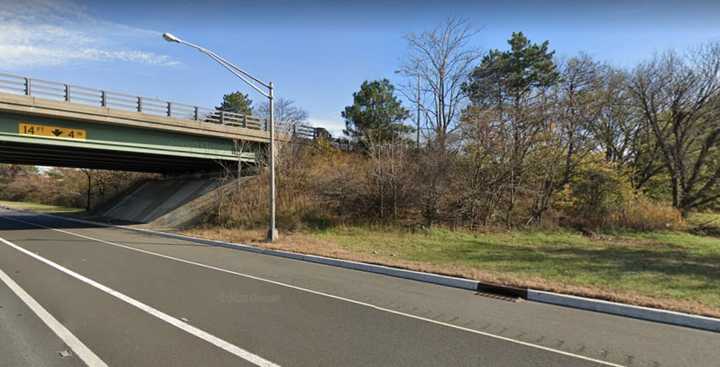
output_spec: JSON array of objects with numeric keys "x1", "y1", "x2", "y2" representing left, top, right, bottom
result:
[
  {"x1": 528, "y1": 55, "x2": 601, "y2": 224},
  {"x1": 233, "y1": 139, "x2": 252, "y2": 191},
  {"x1": 630, "y1": 44, "x2": 720, "y2": 215},
  {"x1": 593, "y1": 67, "x2": 639, "y2": 163},
  {"x1": 399, "y1": 18, "x2": 481, "y2": 149},
  {"x1": 591, "y1": 66, "x2": 666, "y2": 190},
  {"x1": 365, "y1": 134, "x2": 415, "y2": 220},
  {"x1": 257, "y1": 97, "x2": 309, "y2": 136},
  {"x1": 456, "y1": 107, "x2": 511, "y2": 226},
  {"x1": 80, "y1": 169, "x2": 92, "y2": 211}
]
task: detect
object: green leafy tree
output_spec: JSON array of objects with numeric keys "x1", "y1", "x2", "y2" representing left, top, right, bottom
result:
[
  {"x1": 218, "y1": 91, "x2": 253, "y2": 115},
  {"x1": 342, "y1": 79, "x2": 411, "y2": 148}
]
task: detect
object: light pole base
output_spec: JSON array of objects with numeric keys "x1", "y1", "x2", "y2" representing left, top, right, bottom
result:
[{"x1": 266, "y1": 228, "x2": 279, "y2": 242}]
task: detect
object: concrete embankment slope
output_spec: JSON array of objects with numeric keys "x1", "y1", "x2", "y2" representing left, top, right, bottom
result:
[{"x1": 96, "y1": 177, "x2": 234, "y2": 227}]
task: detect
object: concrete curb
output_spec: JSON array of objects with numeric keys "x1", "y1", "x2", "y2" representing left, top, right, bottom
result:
[
  {"x1": 130, "y1": 228, "x2": 524, "y2": 297},
  {"x1": 125, "y1": 224, "x2": 485, "y2": 291},
  {"x1": 528, "y1": 290, "x2": 720, "y2": 332},
  {"x1": 3, "y1": 206, "x2": 719, "y2": 333}
]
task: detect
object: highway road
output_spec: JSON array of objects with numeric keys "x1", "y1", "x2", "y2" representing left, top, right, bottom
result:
[{"x1": 0, "y1": 208, "x2": 717, "y2": 367}]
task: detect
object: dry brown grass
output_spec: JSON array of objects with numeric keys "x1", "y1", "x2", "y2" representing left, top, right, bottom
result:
[{"x1": 617, "y1": 197, "x2": 687, "y2": 231}]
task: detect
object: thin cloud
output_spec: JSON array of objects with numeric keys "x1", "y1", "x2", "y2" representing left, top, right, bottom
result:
[{"x1": 0, "y1": 0, "x2": 178, "y2": 68}]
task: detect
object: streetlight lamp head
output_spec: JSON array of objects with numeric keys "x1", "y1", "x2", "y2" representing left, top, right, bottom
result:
[{"x1": 162, "y1": 33, "x2": 181, "y2": 43}]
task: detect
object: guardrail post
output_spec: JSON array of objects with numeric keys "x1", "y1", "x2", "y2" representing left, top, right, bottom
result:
[
  {"x1": 25, "y1": 78, "x2": 31, "y2": 96},
  {"x1": 137, "y1": 97, "x2": 143, "y2": 112},
  {"x1": 167, "y1": 102, "x2": 172, "y2": 117},
  {"x1": 64, "y1": 84, "x2": 70, "y2": 102},
  {"x1": 194, "y1": 107, "x2": 199, "y2": 120},
  {"x1": 101, "y1": 91, "x2": 106, "y2": 107}
]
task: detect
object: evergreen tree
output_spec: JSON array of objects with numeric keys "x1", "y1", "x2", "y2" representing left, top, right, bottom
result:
[
  {"x1": 342, "y1": 79, "x2": 411, "y2": 148},
  {"x1": 218, "y1": 91, "x2": 253, "y2": 115},
  {"x1": 464, "y1": 32, "x2": 559, "y2": 107}
]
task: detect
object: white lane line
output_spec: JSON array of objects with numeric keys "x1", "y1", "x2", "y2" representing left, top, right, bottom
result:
[
  {"x1": 0, "y1": 235, "x2": 280, "y2": 367},
  {"x1": 0, "y1": 267, "x2": 109, "y2": 367},
  {"x1": 1, "y1": 214, "x2": 623, "y2": 367}
]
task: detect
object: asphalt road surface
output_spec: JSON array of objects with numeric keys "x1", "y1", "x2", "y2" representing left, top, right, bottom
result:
[{"x1": 0, "y1": 209, "x2": 717, "y2": 367}]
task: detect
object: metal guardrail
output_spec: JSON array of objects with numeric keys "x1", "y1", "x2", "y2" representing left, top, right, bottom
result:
[
  {"x1": 292, "y1": 124, "x2": 316, "y2": 140},
  {"x1": 0, "y1": 72, "x2": 317, "y2": 139}
]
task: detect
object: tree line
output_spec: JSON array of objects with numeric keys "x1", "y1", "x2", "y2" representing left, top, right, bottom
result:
[
  {"x1": 313, "y1": 19, "x2": 720, "y2": 230},
  {"x1": 0, "y1": 165, "x2": 154, "y2": 211}
]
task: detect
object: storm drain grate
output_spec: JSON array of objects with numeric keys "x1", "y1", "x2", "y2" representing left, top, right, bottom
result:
[{"x1": 475, "y1": 290, "x2": 522, "y2": 302}]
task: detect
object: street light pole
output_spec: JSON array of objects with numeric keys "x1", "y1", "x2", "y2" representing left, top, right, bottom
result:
[
  {"x1": 162, "y1": 32, "x2": 278, "y2": 242},
  {"x1": 268, "y1": 82, "x2": 278, "y2": 241}
]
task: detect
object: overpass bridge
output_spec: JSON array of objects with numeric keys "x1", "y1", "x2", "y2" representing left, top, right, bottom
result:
[{"x1": 0, "y1": 73, "x2": 316, "y2": 173}]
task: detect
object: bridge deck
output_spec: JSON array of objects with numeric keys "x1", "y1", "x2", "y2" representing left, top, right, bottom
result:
[
  {"x1": 0, "y1": 92, "x2": 272, "y2": 143},
  {"x1": 0, "y1": 73, "x2": 315, "y2": 173}
]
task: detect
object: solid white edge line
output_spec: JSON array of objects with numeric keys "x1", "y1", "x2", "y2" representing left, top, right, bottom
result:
[
  {"x1": 0, "y1": 234, "x2": 280, "y2": 367},
  {"x1": 0, "y1": 267, "x2": 109, "y2": 367},
  {"x1": 1, "y1": 213, "x2": 623, "y2": 367}
]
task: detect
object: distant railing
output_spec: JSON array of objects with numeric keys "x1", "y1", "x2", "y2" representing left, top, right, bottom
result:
[
  {"x1": 0, "y1": 72, "x2": 317, "y2": 140},
  {"x1": 292, "y1": 124, "x2": 317, "y2": 140}
]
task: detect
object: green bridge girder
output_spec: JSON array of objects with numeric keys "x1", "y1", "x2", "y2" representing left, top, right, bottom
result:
[{"x1": 0, "y1": 92, "x2": 265, "y2": 173}]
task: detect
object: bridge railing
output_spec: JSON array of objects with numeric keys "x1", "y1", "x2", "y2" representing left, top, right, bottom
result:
[
  {"x1": 292, "y1": 124, "x2": 317, "y2": 140},
  {"x1": 0, "y1": 72, "x2": 317, "y2": 140}
]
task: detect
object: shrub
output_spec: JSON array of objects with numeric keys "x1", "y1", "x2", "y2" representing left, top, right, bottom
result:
[
  {"x1": 205, "y1": 139, "x2": 688, "y2": 234},
  {"x1": 561, "y1": 161, "x2": 633, "y2": 229},
  {"x1": 618, "y1": 196, "x2": 686, "y2": 231},
  {"x1": 210, "y1": 140, "x2": 345, "y2": 230},
  {"x1": 558, "y1": 161, "x2": 685, "y2": 231},
  {"x1": 208, "y1": 136, "x2": 428, "y2": 231}
]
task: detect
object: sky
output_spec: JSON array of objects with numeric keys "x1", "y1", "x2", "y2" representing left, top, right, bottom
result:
[{"x1": 1, "y1": 0, "x2": 719, "y2": 135}]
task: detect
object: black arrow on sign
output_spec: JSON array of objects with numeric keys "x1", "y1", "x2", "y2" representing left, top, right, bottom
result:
[{"x1": 52, "y1": 129, "x2": 63, "y2": 136}]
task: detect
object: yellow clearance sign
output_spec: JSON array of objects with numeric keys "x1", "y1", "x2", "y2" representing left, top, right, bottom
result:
[{"x1": 19, "y1": 123, "x2": 87, "y2": 140}]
